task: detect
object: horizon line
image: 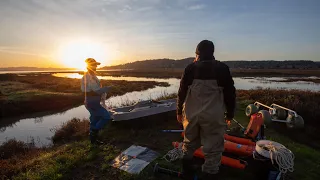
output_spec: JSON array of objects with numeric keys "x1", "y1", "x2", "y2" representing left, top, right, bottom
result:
[{"x1": 0, "y1": 59, "x2": 318, "y2": 69}]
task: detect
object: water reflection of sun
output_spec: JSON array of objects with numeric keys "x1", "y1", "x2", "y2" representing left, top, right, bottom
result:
[{"x1": 57, "y1": 40, "x2": 110, "y2": 71}]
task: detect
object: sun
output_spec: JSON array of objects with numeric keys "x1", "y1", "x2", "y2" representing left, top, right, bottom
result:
[{"x1": 57, "y1": 40, "x2": 109, "y2": 70}]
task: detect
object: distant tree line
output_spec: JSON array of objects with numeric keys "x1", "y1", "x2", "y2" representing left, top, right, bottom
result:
[{"x1": 101, "y1": 58, "x2": 320, "y2": 70}]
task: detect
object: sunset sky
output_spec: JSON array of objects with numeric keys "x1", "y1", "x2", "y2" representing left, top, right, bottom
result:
[{"x1": 0, "y1": 0, "x2": 319, "y2": 68}]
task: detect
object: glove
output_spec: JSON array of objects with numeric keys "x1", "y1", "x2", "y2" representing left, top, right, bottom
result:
[
  {"x1": 226, "y1": 119, "x2": 232, "y2": 127},
  {"x1": 225, "y1": 112, "x2": 234, "y2": 121}
]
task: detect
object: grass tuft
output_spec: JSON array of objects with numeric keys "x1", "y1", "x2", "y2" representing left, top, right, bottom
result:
[{"x1": 51, "y1": 118, "x2": 90, "y2": 144}]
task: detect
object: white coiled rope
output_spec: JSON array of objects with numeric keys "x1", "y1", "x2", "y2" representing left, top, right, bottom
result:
[
  {"x1": 267, "y1": 144, "x2": 294, "y2": 174},
  {"x1": 255, "y1": 140, "x2": 294, "y2": 174},
  {"x1": 163, "y1": 142, "x2": 184, "y2": 162}
]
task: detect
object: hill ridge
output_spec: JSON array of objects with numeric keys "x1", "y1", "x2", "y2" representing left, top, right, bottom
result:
[{"x1": 101, "y1": 58, "x2": 320, "y2": 70}]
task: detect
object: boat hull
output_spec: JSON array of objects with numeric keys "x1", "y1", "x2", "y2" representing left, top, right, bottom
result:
[{"x1": 110, "y1": 99, "x2": 177, "y2": 121}]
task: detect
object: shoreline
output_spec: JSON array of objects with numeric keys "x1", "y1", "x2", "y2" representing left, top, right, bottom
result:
[
  {"x1": 1, "y1": 97, "x2": 320, "y2": 180},
  {"x1": 1, "y1": 68, "x2": 320, "y2": 78},
  {"x1": 0, "y1": 74, "x2": 169, "y2": 120}
]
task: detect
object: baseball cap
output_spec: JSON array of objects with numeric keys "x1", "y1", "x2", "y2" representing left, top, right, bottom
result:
[{"x1": 85, "y1": 58, "x2": 101, "y2": 66}]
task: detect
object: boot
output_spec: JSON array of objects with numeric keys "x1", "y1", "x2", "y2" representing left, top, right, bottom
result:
[
  {"x1": 201, "y1": 172, "x2": 220, "y2": 180},
  {"x1": 182, "y1": 158, "x2": 197, "y2": 180},
  {"x1": 90, "y1": 129, "x2": 104, "y2": 145}
]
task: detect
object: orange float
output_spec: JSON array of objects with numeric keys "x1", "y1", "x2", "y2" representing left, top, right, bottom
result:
[
  {"x1": 194, "y1": 148, "x2": 247, "y2": 170},
  {"x1": 224, "y1": 134, "x2": 256, "y2": 146},
  {"x1": 172, "y1": 113, "x2": 265, "y2": 170},
  {"x1": 244, "y1": 113, "x2": 264, "y2": 139},
  {"x1": 173, "y1": 140, "x2": 254, "y2": 157},
  {"x1": 180, "y1": 114, "x2": 264, "y2": 146},
  {"x1": 172, "y1": 142, "x2": 247, "y2": 169}
]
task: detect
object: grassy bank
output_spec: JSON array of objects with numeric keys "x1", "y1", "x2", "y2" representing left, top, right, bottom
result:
[
  {"x1": 273, "y1": 77, "x2": 320, "y2": 84},
  {"x1": 1, "y1": 102, "x2": 320, "y2": 180},
  {"x1": 230, "y1": 69, "x2": 320, "y2": 77},
  {"x1": 0, "y1": 74, "x2": 169, "y2": 119},
  {"x1": 1, "y1": 89, "x2": 320, "y2": 180},
  {"x1": 77, "y1": 68, "x2": 320, "y2": 79}
]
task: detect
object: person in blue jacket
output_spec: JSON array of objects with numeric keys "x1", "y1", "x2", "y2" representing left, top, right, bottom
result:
[{"x1": 81, "y1": 58, "x2": 112, "y2": 145}]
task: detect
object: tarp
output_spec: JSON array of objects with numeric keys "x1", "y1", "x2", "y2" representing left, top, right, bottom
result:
[{"x1": 111, "y1": 145, "x2": 159, "y2": 174}]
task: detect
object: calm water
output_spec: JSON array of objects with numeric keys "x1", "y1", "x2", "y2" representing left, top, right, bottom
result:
[
  {"x1": 0, "y1": 69, "x2": 128, "y2": 74},
  {"x1": 1, "y1": 73, "x2": 320, "y2": 146}
]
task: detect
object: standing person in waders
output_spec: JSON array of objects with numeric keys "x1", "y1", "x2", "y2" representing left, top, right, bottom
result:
[
  {"x1": 81, "y1": 58, "x2": 112, "y2": 145},
  {"x1": 177, "y1": 40, "x2": 236, "y2": 180}
]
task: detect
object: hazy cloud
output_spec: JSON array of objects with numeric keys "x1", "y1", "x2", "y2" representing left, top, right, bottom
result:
[
  {"x1": 0, "y1": 47, "x2": 50, "y2": 58},
  {"x1": 0, "y1": 0, "x2": 319, "y2": 67},
  {"x1": 187, "y1": 4, "x2": 205, "y2": 10},
  {"x1": 119, "y1": 5, "x2": 132, "y2": 12}
]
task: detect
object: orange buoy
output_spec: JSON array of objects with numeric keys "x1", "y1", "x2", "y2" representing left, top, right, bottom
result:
[
  {"x1": 194, "y1": 147, "x2": 246, "y2": 169},
  {"x1": 244, "y1": 113, "x2": 264, "y2": 139},
  {"x1": 181, "y1": 133, "x2": 256, "y2": 146},
  {"x1": 173, "y1": 139, "x2": 254, "y2": 157},
  {"x1": 224, "y1": 134, "x2": 256, "y2": 146},
  {"x1": 224, "y1": 140, "x2": 254, "y2": 156},
  {"x1": 172, "y1": 142, "x2": 247, "y2": 169}
]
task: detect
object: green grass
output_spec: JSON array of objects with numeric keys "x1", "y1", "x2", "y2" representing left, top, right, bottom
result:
[
  {"x1": 12, "y1": 141, "x2": 90, "y2": 180},
  {"x1": 2, "y1": 100, "x2": 320, "y2": 180},
  {"x1": 6, "y1": 90, "x2": 74, "y2": 102},
  {"x1": 0, "y1": 74, "x2": 169, "y2": 121}
]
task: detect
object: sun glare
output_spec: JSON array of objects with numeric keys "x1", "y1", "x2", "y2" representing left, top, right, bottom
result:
[{"x1": 57, "y1": 40, "x2": 109, "y2": 70}]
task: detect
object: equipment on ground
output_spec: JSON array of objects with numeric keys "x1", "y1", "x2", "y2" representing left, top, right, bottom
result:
[
  {"x1": 111, "y1": 145, "x2": 159, "y2": 174},
  {"x1": 162, "y1": 115, "x2": 262, "y2": 170},
  {"x1": 153, "y1": 163, "x2": 187, "y2": 179},
  {"x1": 171, "y1": 141, "x2": 248, "y2": 169},
  {"x1": 110, "y1": 99, "x2": 176, "y2": 121},
  {"x1": 159, "y1": 102, "x2": 296, "y2": 180},
  {"x1": 246, "y1": 101, "x2": 304, "y2": 129},
  {"x1": 231, "y1": 118, "x2": 246, "y2": 131},
  {"x1": 254, "y1": 140, "x2": 294, "y2": 174}
]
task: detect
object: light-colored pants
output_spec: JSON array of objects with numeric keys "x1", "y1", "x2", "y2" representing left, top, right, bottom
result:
[{"x1": 182, "y1": 79, "x2": 226, "y2": 174}]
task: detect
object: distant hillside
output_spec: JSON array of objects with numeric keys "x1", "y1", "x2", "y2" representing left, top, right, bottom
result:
[
  {"x1": 101, "y1": 58, "x2": 320, "y2": 70},
  {"x1": 101, "y1": 58, "x2": 193, "y2": 70}
]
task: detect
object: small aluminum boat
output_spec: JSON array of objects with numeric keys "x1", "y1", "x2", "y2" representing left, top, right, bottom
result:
[{"x1": 110, "y1": 99, "x2": 176, "y2": 121}]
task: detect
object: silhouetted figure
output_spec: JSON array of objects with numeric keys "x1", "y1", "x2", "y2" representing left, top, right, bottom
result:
[
  {"x1": 81, "y1": 58, "x2": 112, "y2": 145},
  {"x1": 177, "y1": 40, "x2": 236, "y2": 179}
]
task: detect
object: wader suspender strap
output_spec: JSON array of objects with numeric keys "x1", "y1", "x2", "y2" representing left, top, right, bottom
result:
[
  {"x1": 84, "y1": 71, "x2": 101, "y2": 100},
  {"x1": 84, "y1": 73, "x2": 87, "y2": 103}
]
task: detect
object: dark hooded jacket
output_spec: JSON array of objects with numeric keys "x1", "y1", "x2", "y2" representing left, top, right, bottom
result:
[{"x1": 177, "y1": 56, "x2": 236, "y2": 119}]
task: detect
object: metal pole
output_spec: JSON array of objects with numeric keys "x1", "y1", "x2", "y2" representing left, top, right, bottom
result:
[
  {"x1": 232, "y1": 118, "x2": 245, "y2": 129},
  {"x1": 162, "y1": 130, "x2": 184, "y2": 133}
]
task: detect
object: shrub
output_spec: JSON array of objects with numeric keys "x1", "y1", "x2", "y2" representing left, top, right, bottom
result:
[
  {"x1": 0, "y1": 139, "x2": 35, "y2": 159},
  {"x1": 51, "y1": 118, "x2": 90, "y2": 144}
]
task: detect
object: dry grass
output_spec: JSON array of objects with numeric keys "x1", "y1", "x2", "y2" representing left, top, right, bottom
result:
[
  {"x1": 51, "y1": 118, "x2": 90, "y2": 144},
  {"x1": 0, "y1": 139, "x2": 36, "y2": 159},
  {"x1": 1, "y1": 92, "x2": 320, "y2": 179},
  {"x1": 78, "y1": 69, "x2": 320, "y2": 79},
  {"x1": 0, "y1": 139, "x2": 44, "y2": 179},
  {"x1": 274, "y1": 78, "x2": 320, "y2": 84},
  {"x1": 231, "y1": 69, "x2": 320, "y2": 77},
  {"x1": 95, "y1": 69, "x2": 183, "y2": 79},
  {"x1": 0, "y1": 74, "x2": 169, "y2": 119}
]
